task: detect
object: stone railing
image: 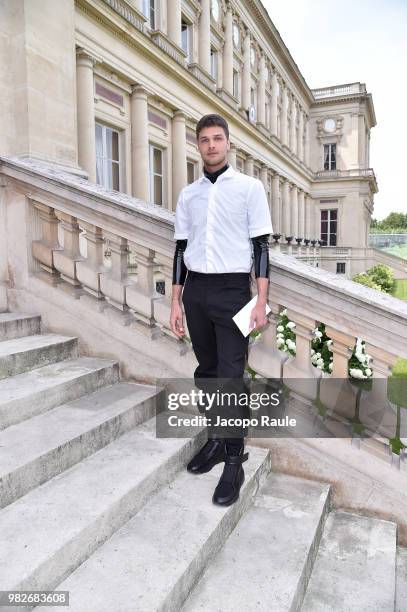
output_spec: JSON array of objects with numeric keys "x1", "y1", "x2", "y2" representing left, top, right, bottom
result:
[
  {"x1": 1, "y1": 155, "x2": 407, "y2": 466},
  {"x1": 312, "y1": 82, "x2": 366, "y2": 99}
]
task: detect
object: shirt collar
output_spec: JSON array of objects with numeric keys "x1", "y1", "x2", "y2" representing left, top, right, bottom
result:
[{"x1": 198, "y1": 164, "x2": 236, "y2": 184}]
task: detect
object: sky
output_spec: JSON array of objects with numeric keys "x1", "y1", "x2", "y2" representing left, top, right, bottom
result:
[{"x1": 262, "y1": 0, "x2": 407, "y2": 220}]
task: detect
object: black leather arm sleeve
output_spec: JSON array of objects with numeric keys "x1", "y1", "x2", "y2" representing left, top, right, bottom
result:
[
  {"x1": 172, "y1": 239, "x2": 188, "y2": 285},
  {"x1": 251, "y1": 234, "x2": 270, "y2": 278}
]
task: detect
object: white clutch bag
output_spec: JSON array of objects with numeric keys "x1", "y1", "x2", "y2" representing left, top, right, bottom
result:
[{"x1": 232, "y1": 296, "x2": 271, "y2": 337}]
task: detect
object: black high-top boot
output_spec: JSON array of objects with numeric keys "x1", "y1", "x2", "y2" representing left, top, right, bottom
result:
[
  {"x1": 212, "y1": 446, "x2": 249, "y2": 506},
  {"x1": 187, "y1": 438, "x2": 226, "y2": 474}
]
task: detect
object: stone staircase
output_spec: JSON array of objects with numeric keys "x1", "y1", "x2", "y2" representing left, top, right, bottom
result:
[{"x1": 0, "y1": 312, "x2": 405, "y2": 611}]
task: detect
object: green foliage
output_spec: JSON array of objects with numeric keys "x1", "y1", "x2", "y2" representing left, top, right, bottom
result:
[
  {"x1": 352, "y1": 273, "x2": 382, "y2": 291},
  {"x1": 275, "y1": 309, "x2": 296, "y2": 356},
  {"x1": 353, "y1": 264, "x2": 395, "y2": 294},
  {"x1": 311, "y1": 323, "x2": 333, "y2": 374},
  {"x1": 371, "y1": 212, "x2": 407, "y2": 232},
  {"x1": 366, "y1": 264, "x2": 395, "y2": 293}
]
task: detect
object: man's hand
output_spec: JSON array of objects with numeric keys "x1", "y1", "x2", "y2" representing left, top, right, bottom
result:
[
  {"x1": 249, "y1": 301, "x2": 268, "y2": 333},
  {"x1": 170, "y1": 300, "x2": 185, "y2": 337}
]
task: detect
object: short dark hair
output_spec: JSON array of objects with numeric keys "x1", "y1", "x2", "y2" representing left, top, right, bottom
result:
[{"x1": 195, "y1": 114, "x2": 229, "y2": 141}]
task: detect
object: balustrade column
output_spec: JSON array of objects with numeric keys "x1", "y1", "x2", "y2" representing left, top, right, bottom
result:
[
  {"x1": 53, "y1": 212, "x2": 84, "y2": 290},
  {"x1": 223, "y1": 7, "x2": 233, "y2": 94},
  {"x1": 131, "y1": 85, "x2": 150, "y2": 202},
  {"x1": 248, "y1": 301, "x2": 289, "y2": 378},
  {"x1": 172, "y1": 111, "x2": 187, "y2": 210},
  {"x1": 199, "y1": 0, "x2": 211, "y2": 74},
  {"x1": 32, "y1": 202, "x2": 62, "y2": 278},
  {"x1": 76, "y1": 222, "x2": 105, "y2": 300},
  {"x1": 126, "y1": 244, "x2": 158, "y2": 326},
  {"x1": 271, "y1": 173, "x2": 281, "y2": 234},
  {"x1": 283, "y1": 309, "x2": 322, "y2": 399},
  {"x1": 76, "y1": 50, "x2": 97, "y2": 182},
  {"x1": 99, "y1": 232, "x2": 134, "y2": 314}
]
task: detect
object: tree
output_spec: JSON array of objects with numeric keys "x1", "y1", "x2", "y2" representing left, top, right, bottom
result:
[
  {"x1": 366, "y1": 263, "x2": 395, "y2": 293},
  {"x1": 352, "y1": 273, "x2": 383, "y2": 291}
]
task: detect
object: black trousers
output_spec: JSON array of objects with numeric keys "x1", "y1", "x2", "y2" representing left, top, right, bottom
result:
[{"x1": 182, "y1": 270, "x2": 252, "y2": 453}]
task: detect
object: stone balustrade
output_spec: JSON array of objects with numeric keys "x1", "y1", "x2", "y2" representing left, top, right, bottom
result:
[{"x1": 1, "y1": 155, "x2": 407, "y2": 463}]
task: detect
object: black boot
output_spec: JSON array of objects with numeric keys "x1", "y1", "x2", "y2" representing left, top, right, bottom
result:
[
  {"x1": 187, "y1": 438, "x2": 226, "y2": 474},
  {"x1": 212, "y1": 447, "x2": 249, "y2": 506}
]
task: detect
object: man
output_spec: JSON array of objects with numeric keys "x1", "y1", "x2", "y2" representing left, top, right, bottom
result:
[{"x1": 170, "y1": 113, "x2": 272, "y2": 506}]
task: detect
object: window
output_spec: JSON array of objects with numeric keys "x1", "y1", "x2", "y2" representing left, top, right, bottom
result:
[
  {"x1": 233, "y1": 69, "x2": 239, "y2": 99},
  {"x1": 210, "y1": 47, "x2": 217, "y2": 80},
  {"x1": 187, "y1": 160, "x2": 197, "y2": 184},
  {"x1": 324, "y1": 143, "x2": 336, "y2": 170},
  {"x1": 236, "y1": 158, "x2": 243, "y2": 173},
  {"x1": 336, "y1": 262, "x2": 346, "y2": 274},
  {"x1": 95, "y1": 123, "x2": 121, "y2": 191},
  {"x1": 181, "y1": 19, "x2": 192, "y2": 62},
  {"x1": 142, "y1": 0, "x2": 156, "y2": 29},
  {"x1": 320, "y1": 209, "x2": 337, "y2": 246},
  {"x1": 156, "y1": 280, "x2": 165, "y2": 295},
  {"x1": 253, "y1": 167, "x2": 259, "y2": 179},
  {"x1": 149, "y1": 144, "x2": 164, "y2": 205}
]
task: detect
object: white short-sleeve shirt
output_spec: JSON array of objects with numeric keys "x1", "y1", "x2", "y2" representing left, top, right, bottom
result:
[{"x1": 173, "y1": 165, "x2": 273, "y2": 273}]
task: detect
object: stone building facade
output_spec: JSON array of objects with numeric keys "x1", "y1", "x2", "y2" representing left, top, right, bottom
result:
[{"x1": 0, "y1": 0, "x2": 378, "y2": 277}]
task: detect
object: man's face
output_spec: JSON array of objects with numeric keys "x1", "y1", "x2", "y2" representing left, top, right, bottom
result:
[{"x1": 197, "y1": 126, "x2": 230, "y2": 171}]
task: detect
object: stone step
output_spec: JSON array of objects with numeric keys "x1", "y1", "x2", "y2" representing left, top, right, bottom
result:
[
  {"x1": 0, "y1": 382, "x2": 161, "y2": 508},
  {"x1": 0, "y1": 312, "x2": 41, "y2": 341},
  {"x1": 0, "y1": 356, "x2": 119, "y2": 430},
  {"x1": 0, "y1": 415, "x2": 207, "y2": 592},
  {"x1": 182, "y1": 473, "x2": 331, "y2": 612},
  {"x1": 396, "y1": 547, "x2": 407, "y2": 612},
  {"x1": 38, "y1": 447, "x2": 271, "y2": 612},
  {"x1": 0, "y1": 333, "x2": 78, "y2": 379},
  {"x1": 301, "y1": 511, "x2": 397, "y2": 611}
]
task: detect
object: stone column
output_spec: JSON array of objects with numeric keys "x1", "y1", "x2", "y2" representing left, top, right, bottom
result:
[
  {"x1": 172, "y1": 111, "x2": 187, "y2": 210},
  {"x1": 281, "y1": 85, "x2": 289, "y2": 147},
  {"x1": 271, "y1": 72, "x2": 278, "y2": 137},
  {"x1": 260, "y1": 164, "x2": 268, "y2": 190},
  {"x1": 283, "y1": 310, "x2": 322, "y2": 400},
  {"x1": 242, "y1": 32, "x2": 251, "y2": 110},
  {"x1": 281, "y1": 179, "x2": 291, "y2": 238},
  {"x1": 304, "y1": 116, "x2": 310, "y2": 166},
  {"x1": 298, "y1": 109, "x2": 304, "y2": 161},
  {"x1": 76, "y1": 222, "x2": 105, "y2": 300},
  {"x1": 131, "y1": 85, "x2": 150, "y2": 202},
  {"x1": 305, "y1": 194, "x2": 312, "y2": 239},
  {"x1": 228, "y1": 144, "x2": 237, "y2": 169},
  {"x1": 271, "y1": 173, "x2": 280, "y2": 233},
  {"x1": 244, "y1": 155, "x2": 254, "y2": 176},
  {"x1": 167, "y1": 0, "x2": 181, "y2": 47},
  {"x1": 290, "y1": 98, "x2": 297, "y2": 155},
  {"x1": 257, "y1": 54, "x2": 266, "y2": 125},
  {"x1": 298, "y1": 189, "x2": 305, "y2": 239},
  {"x1": 199, "y1": 0, "x2": 211, "y2": 74},
  {"x1": 76, "y1": 49, "x2": 97, "y2": 182},
  {"x1": 223, "y1": 7, "x2": 233, "y2": 94},
  {"x1": 291, "y1": 184, "x2": 298, "y2": 238}
]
